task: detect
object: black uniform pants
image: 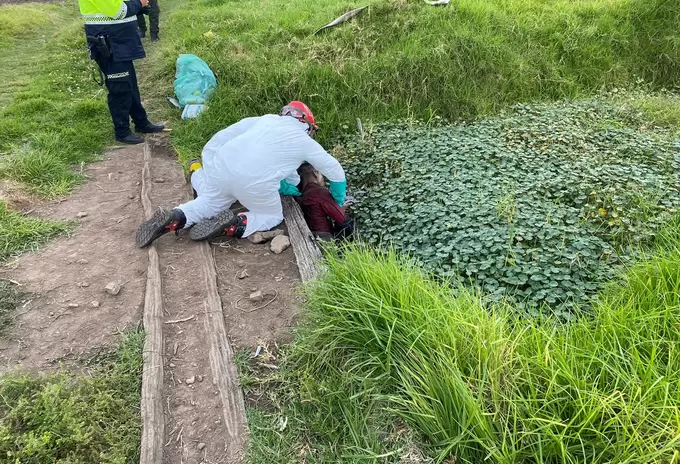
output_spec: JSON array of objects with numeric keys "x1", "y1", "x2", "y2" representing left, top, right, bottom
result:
[
  {"x1": 137, "y1": 0, "x2": 159, "y2": 36},
  {"x1": 96, "y1": 57, "x2": 149, "y2": 138}
]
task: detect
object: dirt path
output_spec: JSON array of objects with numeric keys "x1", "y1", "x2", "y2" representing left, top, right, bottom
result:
[
  {"x1": 0, "y1": 146, "x2": 147, "y2": 371},
  {"x1": 0, "y1": 133, "x2": 304, "y2": 463}
]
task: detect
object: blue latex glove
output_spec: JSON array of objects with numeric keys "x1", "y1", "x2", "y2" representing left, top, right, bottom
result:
[
  {"x1": 329, "y1": 180, "x2": 346, "y2": 206},
  {"x1": 279, "y1": 180, "x2": 301, "y2": 197}
]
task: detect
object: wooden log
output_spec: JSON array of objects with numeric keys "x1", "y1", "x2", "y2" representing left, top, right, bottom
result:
[
  {"x1": 198, "y1": 236, "x2": 247, "y2": 462},
  {"x1": 281, "y1": 196, "x2": 323, "y2": 282},
  {"x1": 139, "y1": 142, "x2": 165, "y2": 464}
]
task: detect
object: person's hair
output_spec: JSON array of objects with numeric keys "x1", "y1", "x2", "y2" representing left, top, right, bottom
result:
[{"x1": 298, "y1": 162, "x2": 322, "y2": 190}]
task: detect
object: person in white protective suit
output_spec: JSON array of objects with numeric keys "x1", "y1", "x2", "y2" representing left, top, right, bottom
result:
[{"x1": 135, "y1": 101, "x2": 347, "y2": 247}]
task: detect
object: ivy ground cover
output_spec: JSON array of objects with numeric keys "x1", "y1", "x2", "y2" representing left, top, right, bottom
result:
[{"x1": 338, "y1": 97, "x2": 680, "y2": 315}]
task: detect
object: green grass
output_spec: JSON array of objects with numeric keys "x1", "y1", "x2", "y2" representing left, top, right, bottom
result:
[
  {"x1": 0, "y1": 201, "x2": 72, "y2": 260},
  {"x1": 0, "y1": 329, "x2": 144, "y2": 463},
  {"x1": 0, "y1": 1, "x2": 112, "y2": 197},
  {"x1": 148, "y1": 0, "x2": 680, "y2": 156},
  {"x1": 0, "y1": 281, "x2": 21, "y2": 338},
  {"x1": 244, "y1": 219, "x2": 680, "y2": 462}
]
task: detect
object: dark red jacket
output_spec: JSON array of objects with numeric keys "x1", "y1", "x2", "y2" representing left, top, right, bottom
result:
[{"x1": 299, "y1": 183, "x2": 347, "y2": 233}]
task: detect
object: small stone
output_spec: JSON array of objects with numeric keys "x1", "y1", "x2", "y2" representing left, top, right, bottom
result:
[
  {"x1": 80, "y1": 282, "x2": 90, "y2": 288},
  {"x1": 49, "y1": 311, "x2": 55, "y2": 316},
  {"x1": 249, "y1": 290, "x2": 263, "y2": 302},
  {"x1": 91, "y1": 301, "x2": 100, "y2": 308},
  {"x1": 185, "y1": 376, "x2": 196, "y2": 385},
  {"x1": 270, "y1": 235, "x2": 291, "y2": 254},
  {"x1": 76, "y1": 259, "x2": 89, "y2": 265},
  {"x1": 197, "y1": 443, "x2": 206, "y2": 451},
  {"x1": 237, "y1": 269, "x2": 249, "y2": 279},
  {"x1": 153, "y1": 178, "x2": 165, "y2": 183},
  {"x1": 105, "y1": 282, "x2": 121, "y2": 295},
  {"x1": 128, "y1": 194, "x2": 135, "y2": 199},
  {"x1": 76, "y1": 211, "x2": 88, "y2": 218},
  {"x1": 197, "y1": 375, "x2": 204, "y2": 382},
  {"x1": 169, "y1": 363, "x2": 176, "y2": 368},
  {"x1": 247, "y1": 229, "x2": 284, "y2": 244},
  {"x1": 67, "y1": 303, "x2": 79, "y2": 308}
]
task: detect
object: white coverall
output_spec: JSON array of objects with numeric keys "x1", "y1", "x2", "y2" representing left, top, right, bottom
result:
[{"x1": 177, "y1": 114, "x2": 346, "y2": 238}]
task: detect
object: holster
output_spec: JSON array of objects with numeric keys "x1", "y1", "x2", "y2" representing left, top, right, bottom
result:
[{"x1": 86, "y1": 34, "x2": 111, "y2": 61}]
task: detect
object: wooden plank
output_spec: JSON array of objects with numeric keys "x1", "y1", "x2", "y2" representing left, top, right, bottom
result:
[
  {"x1": 139, "y1": 142, "x2": 165, "y2": 464},
  {"x1": 198, "y1": 242, "x2": 247, "y2": 461},
  {"x1": 282, "y1": 196, "x2": 323, "y2": 282}
]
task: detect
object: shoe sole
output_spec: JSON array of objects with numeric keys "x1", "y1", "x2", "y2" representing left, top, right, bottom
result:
[
  {"x1": 189, "y1": 209, "x2": 235, "y2": 242},
  {"x1": 116, "y1": 138, "x2": 144, "y2": 145},
  {"x1": 136, "y1": 209, "x2": 173, "y2": 247}
]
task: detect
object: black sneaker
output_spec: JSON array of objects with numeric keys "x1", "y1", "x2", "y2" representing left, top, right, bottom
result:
[
  {"x1": 136, "y1": 122, "x2": 165, "y2": 133},
  {"x1": 136, "y1": 209, "x2": 187, "y2": 248},
  {"x1": 116, "y1": 133, "x2": 144, "y2": 145},
  {"x1": 188, "y1": 210, "x2": 241, "y2": 241}
]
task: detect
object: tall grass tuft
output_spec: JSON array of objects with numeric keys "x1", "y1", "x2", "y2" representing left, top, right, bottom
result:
[{"x1": 287, "y1": 239, "x2": 680, "y2": 462}]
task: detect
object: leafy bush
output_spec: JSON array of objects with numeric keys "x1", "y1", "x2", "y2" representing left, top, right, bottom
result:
[
  {"x1": 339, "y1": 98, "x2": 680, "y2": 313},
  {"x1": 266, "y1": 242, "x2": 680, "y2": 463},
  {"x1": 0, "y1": 330, "x2": 144, "y2": 463}
]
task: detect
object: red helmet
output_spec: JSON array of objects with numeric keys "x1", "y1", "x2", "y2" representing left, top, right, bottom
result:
[{"x1": 280, "y1": 101, "x2": 318, "y2": 134}]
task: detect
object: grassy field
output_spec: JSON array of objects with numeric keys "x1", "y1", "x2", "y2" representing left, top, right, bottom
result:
[
  {"x1": 0, "y1": 0, "x2": 119, "y2": 260},
  {"x1": 147, "y1": 0, "x2": 679, "y2": 158},
  {"x1": 0, "y1": 1, "x2": 111, "y2": 199},
  {"x1": 1, "y1": 0, "x2": 679, "y2": 462},
  {"x1": 244, "y1": 225, "x2": 680, "y2": 463},
  {"x1": 0, "y1": 330, "x2": 144, "y2": 462}
]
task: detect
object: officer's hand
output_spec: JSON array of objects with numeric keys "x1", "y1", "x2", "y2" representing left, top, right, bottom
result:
[{"x1": 140, "y1": 0, "x2": 149, "y2": 7}]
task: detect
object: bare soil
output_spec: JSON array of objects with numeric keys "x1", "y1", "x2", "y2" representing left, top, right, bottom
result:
[{"x1": 0, "y1": 145, "x2": 147, "y2": 372}]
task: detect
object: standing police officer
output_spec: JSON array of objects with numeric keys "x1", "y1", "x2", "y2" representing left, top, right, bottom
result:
[
  {"x1": 137, "y1": 0, "x2": 160, "y2": 41},
  {"x1": 79, "y1": 0, "x2": 164, "y2": 144}
]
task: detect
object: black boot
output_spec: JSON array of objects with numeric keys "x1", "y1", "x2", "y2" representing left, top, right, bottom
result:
[
  {"x1": 140, "y1": 30, "x2": 146, "y2": 38},
  {"x1": 150, "y1": 33, "x2": 159, "y2": 42},
  {"x1": 136, "y1": 209, "x2": 187, "y2": 247},
  {"x1": 136, "y1": 122, "x2": 165, "y2": 133},
  {"x1": 116, "y1": 133, "x2": 144, "y2": 145},
  {"x1": 189, "y1": 211, "x2": 248, "y2": 241}
]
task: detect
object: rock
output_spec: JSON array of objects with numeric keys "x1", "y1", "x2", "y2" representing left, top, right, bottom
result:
[
  {"x1": 105, "y1": 282, "x2": 121, "y2": 295},
  {"x1": 237, "y1": 269, "x2": 249, "y2": 279},
  {"x1": 153, "y1": 178, "x2": 165, "y2": 183},
  {"x1": 169, "y1": 363, "x2": 176, "y2": 368},
  {"x1": 185, "y1": 376, "x2": 196, "y2": 385},
  {"x1": 270, "y1": 235, "x2": 291, "y2": 254},
  {"x1": 197, "y1": 443, "x2": 206, "y2": 451},
  {"x1": 197, "y1": 375, "x2": 204, "y2": 382},
  {"x1": 49, "y1": 311, "x2": 55, "y2": 316},
  {"x1": 80, "y1": 282, "x2": 90, "y2": 288},
  {"x1": 67, "y1": 303, "x2": 79, "y2": 308},
  {"x1": 248, "y1": 229, "x2": 284, "y2": 244},
  {"x1": 249, "y1": 290, "x2": 263, "y2": 302},
  {"x1": 76, "y1": 211, "x2": 88, "y2": 218},
  {"x1": 128, "y1": 194, "x2": 135, "y2": 199},
  {"x1": 76, "y1": 259, "x2": 89, "y2": 265},
  {"x1": 91, "y1": 301, "x2": 100, "y2": 308}
]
